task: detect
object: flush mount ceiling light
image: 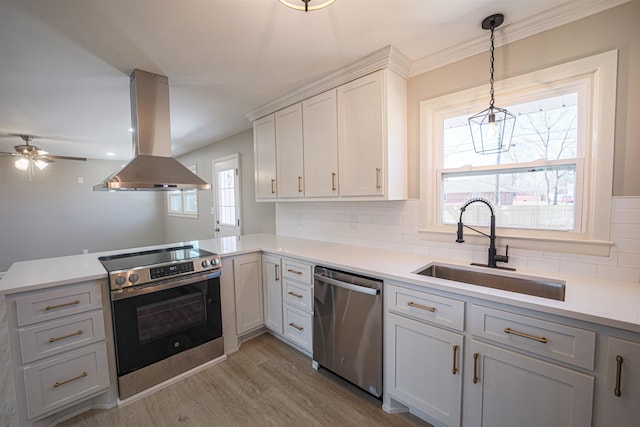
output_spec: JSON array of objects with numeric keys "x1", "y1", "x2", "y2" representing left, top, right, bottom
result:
[
  {"x1": 278, "y1": 0, "x2": 336, "y2": 12},
  {"x1": 468, "y1": 13, "x2": 516, "y2": 155}
]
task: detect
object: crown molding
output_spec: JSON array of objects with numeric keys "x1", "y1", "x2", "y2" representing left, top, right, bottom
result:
[
  {"x1": 409, "y1": 0, "x2": 630, "y2": 77},
  {"x1": 245, "y1": 45, "x2": 410, "y2": 121}
]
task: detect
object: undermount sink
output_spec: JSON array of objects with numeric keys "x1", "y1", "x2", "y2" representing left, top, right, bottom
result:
[{"x1": 415, "y1": 263, "x2": 566, "y2": 301}]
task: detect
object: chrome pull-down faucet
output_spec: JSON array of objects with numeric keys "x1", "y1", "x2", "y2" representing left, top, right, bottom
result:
[{"x1": 456, "y1": 197, "x2": 514, "y2": 270}]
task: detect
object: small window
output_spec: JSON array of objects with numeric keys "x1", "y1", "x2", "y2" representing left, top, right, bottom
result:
[
  {"x1": 167, "y1": 165, "x2": 199, "y2": 218},
  {"x1": 420, "y1": 51, "x2": 617, "y2": 255}
]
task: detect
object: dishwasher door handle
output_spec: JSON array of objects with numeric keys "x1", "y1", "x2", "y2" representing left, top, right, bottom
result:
[{"x1": 314, "y1": 274, "x2": 380, "y2": 296}]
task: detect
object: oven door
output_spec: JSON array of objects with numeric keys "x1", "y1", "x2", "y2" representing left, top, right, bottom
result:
[{"x1": 111, "y1": 271, "x2": 222, "y2": 376}]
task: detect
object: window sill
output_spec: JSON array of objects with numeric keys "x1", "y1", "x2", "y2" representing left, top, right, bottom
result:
[
  {"x1": 168, "y1": 212, "x2": 199, "y2": 219},
  {"x1": 418, "y1": 227, "x2": 613, "y2": 257}
]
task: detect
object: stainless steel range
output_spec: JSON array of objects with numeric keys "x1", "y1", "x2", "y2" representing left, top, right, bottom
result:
[{"x1": 99, "y1": 245, "x2": 223, "y2": 399}]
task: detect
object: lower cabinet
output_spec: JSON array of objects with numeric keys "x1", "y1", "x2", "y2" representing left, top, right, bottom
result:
[
  {"x1": 283, "y1": 305, "x2": 312, "y2": 351},
  {"x1": 262, "y1": 254, "x2": 283, "y2": 334},
  {"x1": 464, "y1": 340, "x2": 594, "y2": 427},
  {"x1": 233, "y1": 253, "x2": 264, "y2": 335},
  {"x1": 386, "y1": 312, "x2": 463, "y2": 427},
  {"x1": 602, "y1": 336, "x2": 640, "y2": 426}
]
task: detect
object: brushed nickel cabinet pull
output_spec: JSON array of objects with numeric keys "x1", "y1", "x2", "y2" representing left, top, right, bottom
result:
[
  {"x1": 49, "y1": 330, "x2": 84, "y2": 343},
  {"x1": 452, "y1": 345, "x2": 459, "y2": 375},
  {"x1": 375, "y1": 168, "x2": 381, "y2": 190},
  {"x1": 288, "y1": 291, "x2": 303, "y2": 299},
  {"x1": 473, "y1": 353, "x2": 479, "y2": 384},
  {"x1": 289, "y1": 322, "x2": 304, "y2": 331},
  {"x1": 407, "y1": 301, "x2": 436, "y2": 312},
  {"x1": 53, "y1": 371, "x2": 87, "y2": 388},
  {"x1": 331, "y1": 172, "x2": 337, "y2": 191},
  {"x1": 298, "y1": 176, "x2": 303, "y2": 192},
  {"x1": 287, "y1": 268, "x2": 302, "y2": 275},
  {"x1": 45, "y1": 300, "x2": 80, "y2": 311},
  {"x1": 271, "y1": 179, "x2": 276, "y2": 194},
  {"x1": 275, "y1": 265, "x2": 280, "y2": 281},
  {"x1": 614, "y1": 355, "x2": 623, "y2": 397},
  {"x1": 504, "y1": 327, "x2": 548, "y2": 343}
]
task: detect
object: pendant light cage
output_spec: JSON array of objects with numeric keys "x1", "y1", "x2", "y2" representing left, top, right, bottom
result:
[
  {"x1": 468, "y1": 13, "x2": 516, "y2": 155},
  {"x1": 278, "y1": 0, "x2": 336, "y2": 12}
]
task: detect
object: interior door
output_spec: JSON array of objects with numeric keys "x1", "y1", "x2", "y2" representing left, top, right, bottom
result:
[{"x1": 212, "y1": 154, "x2": 241, "y2": 237}]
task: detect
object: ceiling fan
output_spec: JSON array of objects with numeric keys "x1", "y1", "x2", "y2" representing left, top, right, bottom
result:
[{"x1": 0, "y1": 134, "x2": 87, "y2": 178}]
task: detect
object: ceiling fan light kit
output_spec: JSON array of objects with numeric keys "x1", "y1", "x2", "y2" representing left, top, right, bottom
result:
[
  {"x1": 278, "y1": 0, "x2": 335, "y2": 12},
  {"x1": 468, "y1": 13, "x2": 516, "y2": 155}
]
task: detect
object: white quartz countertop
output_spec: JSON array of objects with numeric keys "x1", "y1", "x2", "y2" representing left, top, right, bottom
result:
[{"x1": 2, "y1": 233, "x2": 639, "y2": 333}]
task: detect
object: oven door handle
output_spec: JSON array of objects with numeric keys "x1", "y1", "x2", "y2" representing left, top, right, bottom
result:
[{"x1": 111, "y1": 270, "x2": 221, "y2": 301}]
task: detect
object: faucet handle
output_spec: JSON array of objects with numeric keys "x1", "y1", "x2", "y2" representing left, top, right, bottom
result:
[{"x1": 495, "y1": 245, "x2": 510, "y2": 263}]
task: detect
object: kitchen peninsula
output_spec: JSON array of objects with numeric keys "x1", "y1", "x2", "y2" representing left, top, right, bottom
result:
[{"x1": 1, "y1": 233, "x2": 639, "y2": 427}]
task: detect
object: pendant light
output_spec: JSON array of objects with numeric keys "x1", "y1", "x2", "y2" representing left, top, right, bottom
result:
[
  {"x1": 278, "y1": 0, "x2": 335, "y2": 12},
  {"x1": 468, "y1": 14, "x2": 516, "y2": 155}
]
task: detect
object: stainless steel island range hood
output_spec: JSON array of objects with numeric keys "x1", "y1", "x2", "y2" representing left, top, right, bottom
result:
[{"x1": 94, "y1": 69, "x2": 210, "y2": 191}]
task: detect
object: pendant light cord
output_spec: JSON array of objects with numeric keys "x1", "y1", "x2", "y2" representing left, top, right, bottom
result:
[{"x1": 489, "y1": 23, "x2": 495, "y2": 111}]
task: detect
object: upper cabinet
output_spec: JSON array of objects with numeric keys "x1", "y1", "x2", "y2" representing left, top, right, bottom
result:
[
  {"x1": 253, "y1": 114, "x2": 277, "y2": 200},
  {"x1": 275, "y1": 104, "x2": 305, "y2": 198},
  {"x1": 247, "y1": 46, "x2": 409, "y2": 202},
  {"x1": 303, "y1": 90, "x2": 339, "y2": 198},
  {"x1": 338, "y1": 69, "x2": 406, "y2": 199}
]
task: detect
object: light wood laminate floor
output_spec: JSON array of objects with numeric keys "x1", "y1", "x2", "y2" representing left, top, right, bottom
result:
[{"x1": 59, "y1": 333, "x2": 431, "y2": 427}]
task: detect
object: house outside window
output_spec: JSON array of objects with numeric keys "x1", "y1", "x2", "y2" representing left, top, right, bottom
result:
[
  {"x1": 167, "y1": 165, "x2": 199, "y2": 218},
  {"x1": 419, "y1": 51, "x2": 617, "y2": 256}
]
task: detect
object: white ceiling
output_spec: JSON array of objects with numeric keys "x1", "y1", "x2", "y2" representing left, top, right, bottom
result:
[{"x1": 0, "y1": 0, "x2": 623, "y2": 161}]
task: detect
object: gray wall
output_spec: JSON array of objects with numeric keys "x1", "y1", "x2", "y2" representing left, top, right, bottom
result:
[
  {"x1": 165, "y1": 129, "x2": 275, "y2": 243},
  {"x1": 0, "y1": 158, "x2": 167, "y2": 272}
]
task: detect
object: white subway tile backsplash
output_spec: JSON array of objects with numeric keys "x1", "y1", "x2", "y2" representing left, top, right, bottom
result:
[{"x1": 276, "y1": 197, "x2": 640, "y2": 283}]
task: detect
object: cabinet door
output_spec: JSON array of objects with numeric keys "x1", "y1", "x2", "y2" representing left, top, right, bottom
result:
[
  {"x1": 303, "y1": 90, "x2": 339, "y2": 197},
  {"x1": 262, "y1": 255, "x2": 283, "y2": 334},
  {"x1": 338, "y1": 71, "x2": 384, "y2": 196},
  {"x1": 602, "y1": 337, "x2": 640, "y2": 426},
  {"x1": 233, "y1": 254, "x2": 264, "y2": 335},
  {"x1": 275, "y1": 104, "x2": 304, "y2": 198},
  {"x1": 464, "y1": 340, "x2": 594, "y2": 427},
  {"x1": 253, "y1": 114, "x2": 277, "y2": 199},
  {"x1": 386, "y1": 312, "x2": 463, "y2": 426}
]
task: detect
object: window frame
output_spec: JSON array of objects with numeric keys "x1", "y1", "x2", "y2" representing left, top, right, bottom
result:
[
  {"x1": 419, "y1": 50, "x2": 617, "y2": 256},
  {"x1": 167, "y1": 165, "x2": 199, "y2": 219}
]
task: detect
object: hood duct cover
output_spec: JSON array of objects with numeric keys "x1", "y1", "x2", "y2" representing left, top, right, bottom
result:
[{"x1": 94, "y1": 69, "x2": 210, "y2": 191}]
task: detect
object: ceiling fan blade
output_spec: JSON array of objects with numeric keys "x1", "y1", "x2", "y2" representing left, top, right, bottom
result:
[
  {"x1": 0, "y1": 151, "x2": 17, "y2": 156},
  {"x1": 41, "y1": 154, "x2": 87, "y2": 161}
]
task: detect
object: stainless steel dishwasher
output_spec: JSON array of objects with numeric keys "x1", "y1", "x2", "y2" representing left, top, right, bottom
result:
[{"x1": 312, "y1": 266, "x2": 383, "y2": 398}]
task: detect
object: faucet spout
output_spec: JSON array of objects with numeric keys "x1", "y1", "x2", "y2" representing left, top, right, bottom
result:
[{"x1": 456, "y1": 198, "x2": 512, "y2": 270}]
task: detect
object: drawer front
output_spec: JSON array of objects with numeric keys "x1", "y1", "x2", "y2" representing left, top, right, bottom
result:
[
  {"x1": 16, "y1": 281, "x2": 103, "y2": 327},
  {"x1": 23, "y1": 342, "x2": 110, "y2": 419},
  {"x1": 282, "y1": 259, "x2": 312, "y2": 285},
  {"x1": 471, "y1": 305, "x2": 596, "y2": 370},
  {"x1": 283, "y1": 280, "x2": 313, "y2": 313},
  {"x1": 386, "y1": 283, "x2": 465, "y2": 332},
  {"x1": 283, "y1": 306, "x2": 312, "y2": 352},
  {"x1": 19, "y1": 310, "x2": 106, "y2": 364}
]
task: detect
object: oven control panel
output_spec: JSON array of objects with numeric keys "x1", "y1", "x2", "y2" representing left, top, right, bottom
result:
[{"x1": 150, "y1": 261, "x2": 194, "y2": 280}]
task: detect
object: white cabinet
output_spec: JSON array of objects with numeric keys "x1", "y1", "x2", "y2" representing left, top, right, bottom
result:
[
  {"x1": 233, "y1": 253, "x2": 264, "y2": 335},
  {"x1": 385, "y1": 283, "x2": 464, "y2": 426},
  {"x1": 602, "y1": 337, "x2": 640, "y2": 426},
  {"x1": 275, "y1": 104, "x2": 305, "y2": 198},
  {"x1": 337, "y1": 69, "x2": 407, "y2": 199},
  {"x1": 464, "y1": 340, "x2": 594, "y2": 427},
  {"x1": 262, "y1": 254, "x2": 283, "y2": 334},
  {"x1": 6, "y1": 280, "x2": 111, "y2": 424},
  {"x1": 281, "y1": 258, "x2": 313, "y2": 354},
  {"x1": 303, "y1": 90, "x2": 339, "y2": 197},
  {"x1": 253, "y1": 114, "x2": 277, "y2": 199}
]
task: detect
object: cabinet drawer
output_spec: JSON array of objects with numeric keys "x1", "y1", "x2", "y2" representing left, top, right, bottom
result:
[
  {"x1": 283, "y1": 306, "x2": 312, "y2": 352},
  {"x1": 386, "y1": 283, "x2": 465, "y2": 332},
  {"x1": 19, "y1": 310, "x2": 106, "y2": 364},
  {"x1": 283, "y1": 280, "x2": 313, "y2": 313},
  {"x1": 282, "y1": 259, "x2": 312, "y2": 284},
  {"x1": 471, "y1": 305, "x2": 596, "y2": 370},
  {"x1": 16, "y1": 281, "x2": 103, "y2": 327},
  {"x1": 23, "y1": 342, "x2": 110, "y2": 419}
]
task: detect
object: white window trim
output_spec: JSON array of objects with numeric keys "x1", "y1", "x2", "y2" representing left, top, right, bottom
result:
[
  {"x1": 167, "y1": 165, "x2": 199, "y2": 219},
  {"x1": 419, "y1": 50, "x2": 617, "y2": 256}
]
